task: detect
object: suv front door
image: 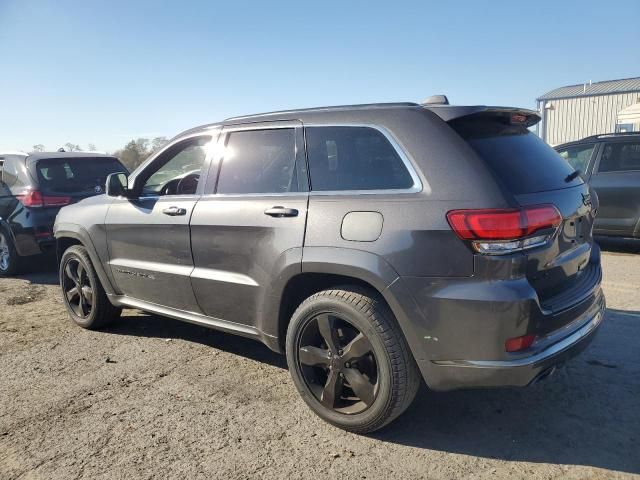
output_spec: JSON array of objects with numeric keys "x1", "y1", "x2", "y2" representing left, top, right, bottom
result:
[
  {"x1": 590, "y1": 140, "x2": 640, "y2": 237},
  {"x1": 105, "y1": 133, "x2": 217, "y2": 310},
  {"x1": 189, "y1": 121, "x2": 308, "y2": 328}
]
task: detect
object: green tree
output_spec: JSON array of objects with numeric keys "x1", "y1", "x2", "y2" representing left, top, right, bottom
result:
[{"x1": 113, "y1": 138, "x2": 151, "y2": 171}]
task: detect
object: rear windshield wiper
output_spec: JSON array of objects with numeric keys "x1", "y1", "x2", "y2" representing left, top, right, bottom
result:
[{"x1": 565, "y1": 169, "x2": 581, "y2": 182}]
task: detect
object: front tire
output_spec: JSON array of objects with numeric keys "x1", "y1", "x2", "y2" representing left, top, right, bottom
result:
[
  {"x1": 60, "y1": 245, "x2": 121, "y2": 329},
  {"x1": 286, "y1": 287, "x2": 421, "y2": 433}
]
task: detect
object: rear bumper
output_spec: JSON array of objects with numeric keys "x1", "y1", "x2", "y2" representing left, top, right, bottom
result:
[
  {"x1": 424, "y1": 293, "x2": 604, "y2": 390},
  {"x1": 385, "y1": 260, "x2": 605, "y2": 392}
]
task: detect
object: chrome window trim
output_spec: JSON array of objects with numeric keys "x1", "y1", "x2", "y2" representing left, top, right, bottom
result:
[
  {"x1": 303, "y1": 123, "x2": 424, "y2": 196},
  {"x1": 200, "y1": 192, "x2": 308, "y2": 199}
]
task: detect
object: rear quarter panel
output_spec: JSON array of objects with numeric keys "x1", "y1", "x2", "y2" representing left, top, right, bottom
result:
[{"x1": 302, "y1": 108, "x2": 510, "y2": 278}]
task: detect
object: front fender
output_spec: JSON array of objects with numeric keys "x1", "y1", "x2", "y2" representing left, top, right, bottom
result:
[{"x1": 54, "y1": 223, "x2": 117, "y2": 297}]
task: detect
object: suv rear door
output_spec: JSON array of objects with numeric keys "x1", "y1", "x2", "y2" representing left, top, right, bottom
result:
[
  {"x1": 589, "y1": 140, "x2": 640, "y2": 237},
  {"x1": 189, "y1": 121, "x2": 308, "y2": 327}
]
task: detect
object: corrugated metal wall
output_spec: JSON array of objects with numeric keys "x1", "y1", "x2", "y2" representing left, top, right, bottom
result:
[{"x1": 541, "y1": 92, "x2": 640, "y2": 146}]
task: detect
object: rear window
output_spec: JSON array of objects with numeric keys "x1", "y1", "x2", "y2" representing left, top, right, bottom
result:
[
  {"x1": 35, "y1": 157, "x2": 126, "y2": 195},
  {"x1": 305, "y1": 126, "x2": 414, "y2": 191},
  {"x1": 450, "y1": 113, "x2": 582, "y2": 194}
]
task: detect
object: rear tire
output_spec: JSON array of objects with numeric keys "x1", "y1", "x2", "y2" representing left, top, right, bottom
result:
[
  {"x1": 0, "y1": 227, "x2": 25, "y2": 276},
  {"x1": 60, "y1": 245, "x2": 121, "y2": 329},
  {"x1": 286, "y1": 286, "x2": 421, "y2": 433}
]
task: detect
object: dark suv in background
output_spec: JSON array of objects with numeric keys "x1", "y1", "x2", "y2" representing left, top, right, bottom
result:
[
  {"x1": 556, "y1": 132, "x2": 640, "y2": 240},
  {"x1": 54, "y1": 101, "x2": 605, "y2": 432},
  {"x1": 0, "y1": 151, "x2": 126, "y2": 275}
]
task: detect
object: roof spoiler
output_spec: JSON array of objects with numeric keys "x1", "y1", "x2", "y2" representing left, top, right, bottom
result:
[{"x1": 424, "y1": 105, "x2": 541, "y2": 127}]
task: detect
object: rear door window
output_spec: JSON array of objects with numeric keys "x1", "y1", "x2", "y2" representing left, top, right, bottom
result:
[
  {"x1": 556, "y1": 144, "x2": 596, "y2": 174},
  {"x1": 36, "y1": 157, "x2": 126, "y2": 195},
  {"x1": 216, "y1": 129, "x2": 297, "y2": 194},
  {"x1": 597, "y1": 142, "x2": 640, "y2": 173},
  {"x1": 305, "y1": 126, "x2": 415, "y2": 191},
  {"x1": 450, "y1": 113, "x2": 582, "y2": 194}
]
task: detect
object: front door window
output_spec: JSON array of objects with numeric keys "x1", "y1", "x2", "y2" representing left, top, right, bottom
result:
[{"x1": 140, "y1": 136, "x2": 211, "y2": 196}]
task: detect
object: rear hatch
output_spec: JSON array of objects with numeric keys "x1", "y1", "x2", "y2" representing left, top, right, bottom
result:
[
  {"x1": 447, "y1": 110, "x2": 599, "y2": 317},
  {"x1": 31, "y1": 156, "x2": 127, "y2": 204},
  {"x1": 22, "y1": 156, "x2": 127, "y2": 232}
]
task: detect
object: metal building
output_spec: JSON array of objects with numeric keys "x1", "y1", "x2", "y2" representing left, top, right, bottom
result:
[{"x1": 537, "y1": 77, "x2": 640, "y2": 146}]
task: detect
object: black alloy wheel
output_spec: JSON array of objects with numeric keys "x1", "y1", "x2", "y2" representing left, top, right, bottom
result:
[
  {"x1": 62, "y1": 257, "x2": 94, "y2": 319},
  {"x1": 286, "y1": 287, "x2": 421, "y2": 433},
  {"x1": 59, "y1": 245, "x2": 121, "y2": 329},
  {"x1": 297, "y1": 312, "x2": 378, "y2": 414}
]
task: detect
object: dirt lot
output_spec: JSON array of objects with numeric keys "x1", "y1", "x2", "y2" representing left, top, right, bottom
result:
[{"x1": 1, "y1": 246, "x2": 639, "y2": 479}]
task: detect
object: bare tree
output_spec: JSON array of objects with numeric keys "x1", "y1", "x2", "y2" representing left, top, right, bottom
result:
[
  {"x1": 32, "y1": 144, "x2": 45, "y2": 152},
  {"x1": 64, "y1": 143, "x2": 81, "y2": 152},
  {"x1": 87, "y1": 143, "x2": 97, "y2": 152},
  {"x1": 151, "y1": 137, "x2": 169, "y2": 153}
]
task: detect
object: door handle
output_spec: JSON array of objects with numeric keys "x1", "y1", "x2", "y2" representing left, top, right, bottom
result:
[
  {"x1": 264, "y1": 206, "x2": 299, "y2": 218},
  {"x1": 162, "y1": 206, "x2": 187, "y2": 216}
]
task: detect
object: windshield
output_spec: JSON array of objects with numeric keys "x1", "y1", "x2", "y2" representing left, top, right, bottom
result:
[
  {"x1": 450, "y1": 112, "x2": 583, "y2": 194},
  {"x1": 35, "y1": 157, "x2": 126, "y2": 195}
]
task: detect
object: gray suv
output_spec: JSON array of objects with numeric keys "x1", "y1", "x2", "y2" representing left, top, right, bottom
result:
[
  {"x1": 54, "y1": 102, "x2": 605, "y2": 433},
  {"x1": 556, "y1": 132, "x2": 640, "y2": 240}
]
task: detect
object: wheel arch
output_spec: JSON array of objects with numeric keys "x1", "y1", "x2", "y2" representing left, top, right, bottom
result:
[
  {"x1": 55, "y1": 224, "x2": 117, "y2": 296},
  {"x1": 264, "y1": 247, "x2": 410, "y2": 353}
]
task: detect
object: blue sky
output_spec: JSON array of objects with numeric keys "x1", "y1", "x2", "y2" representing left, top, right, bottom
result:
[{"x1": 1, "y1": 0, "x2": 638, "y2": 153}]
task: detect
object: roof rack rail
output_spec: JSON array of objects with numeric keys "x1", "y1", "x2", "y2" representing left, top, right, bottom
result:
[
  {"x1": 581, "y1": 131, "x2": 640, "y2": 141},
  {"x1": 224, "y1": 102, "x2": 420, "y2": 122}
]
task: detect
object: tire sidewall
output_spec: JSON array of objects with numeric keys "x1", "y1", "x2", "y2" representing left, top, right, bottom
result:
[
  {"x1": 59, "y1": 247, "x2": 100, "y2": 328},
  {"x1": 0, "y1": 226, "x2": 18, "y2": 276},
  {"x1": 286, "y1": 294, "x2": 395, "y2": 430}
]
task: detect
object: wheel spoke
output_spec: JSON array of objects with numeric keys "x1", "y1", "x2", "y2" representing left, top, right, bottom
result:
[
  {"x1": 65, "y1": 263, "x2": 79, "y2": 284},
  {"x1": 341, "y1": 333, "x2": 373, "y2": 362},
  {"x1": 316, "y1": 314, "x2": 340, "y2": 353},
  {"x1": 299, "y1": 346, "x2": 331, "y2": 367},
  {"x1": 81, "y1": 286, "x2": 93, "y2": 306},
  {"x1": 66, "y1": 286, "x2": 80, "y2": 303},
  {"x1": 343, "y1": 368, "x2": 375, "y2": 406},
  {"x1": 320, "y1": 368, "x2": 343, "y2": 408},
  {"x1": 79, "y1": 296, "x2": 87, "y2": 316}
]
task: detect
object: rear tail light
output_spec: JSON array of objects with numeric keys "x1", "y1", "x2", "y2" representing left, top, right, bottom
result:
[
  {"x1": 446, "y1": 204, "x2": 562, "y2": 255},
  {"x1": 16, "y1": 190, "x2": 72, "y2": 208},
  {"x1": 505, "y1": 334, "x2": 536, "y2": 352}
]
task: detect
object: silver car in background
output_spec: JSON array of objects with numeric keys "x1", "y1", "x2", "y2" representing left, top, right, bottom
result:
[{"x1": 556, "y1": 132, "x2": 640, "y2": 240}]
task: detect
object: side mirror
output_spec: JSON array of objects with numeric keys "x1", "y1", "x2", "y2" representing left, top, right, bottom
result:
[{"x1": 106, "y1": 172, "x2": 129, "y2": 197}]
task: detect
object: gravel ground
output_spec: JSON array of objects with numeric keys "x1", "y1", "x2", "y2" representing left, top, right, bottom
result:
[{"x1": 1, "y1": 246, "x2": 639, "y2": 479}]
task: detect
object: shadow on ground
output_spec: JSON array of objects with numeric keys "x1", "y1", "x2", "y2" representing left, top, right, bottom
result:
[
  {"x1": 10, "y1": 256, "x2": 58, "y2": 285},
  {"x1": 104, "y1": 312, "x2": 288, "y2": 370},
  {"x1": 596, "y1": 236, "x2": 640, "y2": 254},
  {"x1": 93, "y1": 304, "x2": 640, "y2": 474},
  {"x1": 374, "y1": 308, "x2": 640, "y2": 475}
]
